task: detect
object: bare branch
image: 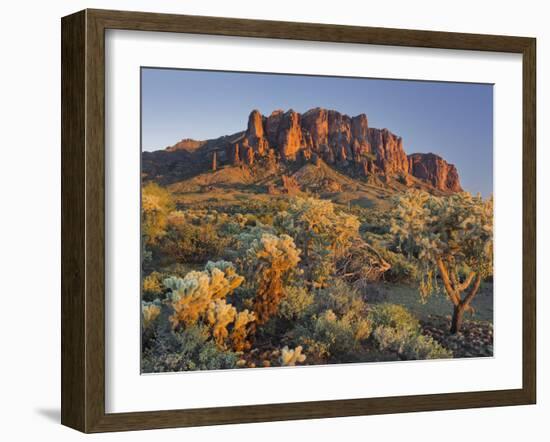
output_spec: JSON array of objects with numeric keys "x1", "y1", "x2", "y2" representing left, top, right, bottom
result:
[
  {"x1": 436, "y1": 257, "x2": 461, "y2": 306},
  {"x1": 462, "y1": 273, "x2": 482, "y2": 307},
  {"x1": 458, "y1": 271, "x2": 476, "y2": 292}
]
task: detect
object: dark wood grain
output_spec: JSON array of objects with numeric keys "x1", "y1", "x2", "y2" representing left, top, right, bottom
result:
[
  {"x1": 85, "y1": 9, "x2": 107, "y2": 432},
  {"x1": 522, "y1": 38, "x2": 537, "y2": 402},
  {"x1": 61, "y1": 8, "x2": 537, "y2": 433},
  {"x1": 90, "y1": 8, "x2": 532, "y2": 52},
  {"x1": 61, "y1": 10, "x2": 86, "y2": 431}
]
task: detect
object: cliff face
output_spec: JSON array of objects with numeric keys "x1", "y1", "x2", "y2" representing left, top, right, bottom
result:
[
  {"x1": 408, "y1": 153, "x2": 462, "y2": 192},
  {"x1": 227, "y1": 108, "x2": 413, "y2": 179},
  {"x1": 222, "y1": 108, "x2": 460, "y2": 192},
  {"x1": 145, "y1": 107, "x2": 462, "y2": 193}
]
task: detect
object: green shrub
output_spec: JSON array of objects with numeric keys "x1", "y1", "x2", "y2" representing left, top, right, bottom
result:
[
  {"x1": 298, "y1": 338, "x2": 331, "y2": 364},
  {"x1": 142, "y1": 324, "x2": 238, "y2": 373},
  {"x1": 307, "y1": 280, "x2": 373, "y2": 354},
  {"x1": 382, "y1": 249, "x2": 418, "y2": 282},
  {"x1": 401, "y1": 334, "x2": 452, "y2": 360},
  {"x1": 292, "y1": 305, "x2": 372, "y2": 363},
  {"x1": 219, "y1": 221, "x2": 242, "y2": 236},
  {"x1": 158, "y1": 222, "x2": 229, "y2": 266},
  {"x1": 278, "y1": 286, "x2": 314, "y2": 321},
  {"x1": 371, "y1": 324, "x2": 416, "y2": 354},
  {"x1": 310, "y1": 310, "x2": 361, "y2": 361},
  {"x1": 368, "y1": 304, "x2": 419, "y2": 334},
  {"x1": 362, "y1": 232, "x2": 417, "y2": 283},
  {"x1": 368, "y1": 304, "x2": 451, "y2": 360},
  {"x1": 315, "y1": 279, "x2": 365, "y2": 317}
]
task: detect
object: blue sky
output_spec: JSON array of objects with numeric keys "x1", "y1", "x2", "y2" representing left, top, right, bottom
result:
[{"x1": 141, "y1": 68, "x2": 493, "y2": 196}]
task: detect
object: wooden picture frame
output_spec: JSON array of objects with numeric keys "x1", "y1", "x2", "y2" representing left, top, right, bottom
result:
[{"x1": 61, "y1": 8, "x2": 536, "y2": 433}]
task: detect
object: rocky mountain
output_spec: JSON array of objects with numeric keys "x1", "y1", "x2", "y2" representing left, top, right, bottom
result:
[
  {"x1": 142, "y1": 107, "x2": 462, "y2": 193},
  {"x1": 166, "y1": 138, "x2": 206, "y2": 152},
  {"x1": 408, "y1": 153, "x2": 461, "y2": 192}
]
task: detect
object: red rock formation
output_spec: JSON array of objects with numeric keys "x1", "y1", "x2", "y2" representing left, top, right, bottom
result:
[
  {"x1": 267, "y1": 183, "x2": 278, "y2": 195},
  {"x1": 281, "y1": 175, "x2": 300, "y2": 195},
  {"x1": 351, "y1": 113, "x2": 369, "y2": 141},
  {"x1": 328, "y1": 110, "x2": 352, "y2": 163},
  {"x1": 244, "y1": 145, "x2": 255, "y2": 165},
  {"x1": 360, "y1": 159, "x2": 369, "y2": 176},
  {"x1": 408, "y1": 153, "x2": 462, "y2": 192},
  {"x1": 226, "y1": 142, "x2": 241, "y2": 164},
  {"x1": 312, "y1": 153, "x2": 322, "y2": 167},
  {"x1": 323, "y1": 179, "x2": 342, "y2": 192},
  {"x1": 351, "y1": 114, "x2": 371, "y2": 160},
  {"x1": 301, "y1": 107, "x2": 329, "y2": 148},
  {"x1": 209, "y1": 108, "x2": 461, "y2": 193},
  {"x1": 368, "y1": 128, "x2": 409, "y2": 176},
  {"x1": 247, "y1": 109, "x2": 264, "y2": 139},
  {"x1": 398, "y1": 172, "x2": 413, "y2": 187},
  {"x1": 228, "y1": 109, "x2": 411, "y2": 176},
  {"x1": 244, "y1": 110, "x2": 269, "y2": 155},
  {"x1": 277, "y1": 110, "x2": 303, "y2": 160},
  {"x1": 266, "y1": 149, "x2": 277, "y2": 171},
  {"x1": 265, "y1": 110, "x2": 284, "y2": 147},
  {"x1": 211, "y1": 151, "x2": 217, "y2": 171}
]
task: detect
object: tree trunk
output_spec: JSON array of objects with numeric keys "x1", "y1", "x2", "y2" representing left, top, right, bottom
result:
[{"x1": 450, "y1": 303, "x2": 466, "y2": 334}]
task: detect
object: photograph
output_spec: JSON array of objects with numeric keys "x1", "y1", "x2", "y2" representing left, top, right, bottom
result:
[
  {"x1": 141, "y1": 68, "x2": 493, "y2": 373},
  {"x1": 140, "y1": 68, "x2": 494, "y2": 373}
]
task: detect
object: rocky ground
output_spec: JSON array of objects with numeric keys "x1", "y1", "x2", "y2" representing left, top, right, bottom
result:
[{"x1": 421, "y1": 316, "x2": 494, "y2": 358}]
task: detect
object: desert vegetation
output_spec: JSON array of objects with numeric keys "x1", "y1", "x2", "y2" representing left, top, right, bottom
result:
[
  {"x1": 140, "y1": 103, "x2": 494, "y2": 372},
  {"x1": 141, "y1": 179, "x2": 493, "y2": 372}
]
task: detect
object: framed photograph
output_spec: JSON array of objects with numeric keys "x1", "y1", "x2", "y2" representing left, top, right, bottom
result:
[{"x1": 61, "y1": 9, "x2": 536, "y2": 433}]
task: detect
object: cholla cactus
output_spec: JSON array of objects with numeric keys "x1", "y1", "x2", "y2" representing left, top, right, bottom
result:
[
  {"x1": 142, "y1": 300, "x2": 161, "y2": 328},
  {"x1": 275, "y1": 197, "x2": 360, "y2": 286},
  {"x1": 280, "y1": 346, "x2": 306, "y2": 366},
  {"x1": 279, "y1": 197, "x2": 359, "y2": 253},
  {"x1": 235, "y1": 225, "x2": 276, "y2": 251},
  {"x1": 205, "y1": 261, "x2": 244, "y2": 299},
  {"x1": 248, "y1": 234, "x2": 301, "y2": 269},
  {"x1": 206, "y1": 299, "x2": 237, "y2": 347},
  {"x1": 142, "y1": 182, "x2": 173, "y2": 244},
  {"x1": 164, "y1": 261, "x2": 244, "y2": 328},
  {"x1": 163, "y1": 261, "x2": 255, "y2": 351},
  {"x1": 390, "y1": 190, "x2": 493, "y2": 333},
  {"x1": 230, "y1": 309, "x2": 256, "y2": 351},
  {"x1": 246, "y1": 233, "x2": 301, "y2": 324},
  {"x1": 142, "y1": 272, "x2": 163, "y2": 295}
]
